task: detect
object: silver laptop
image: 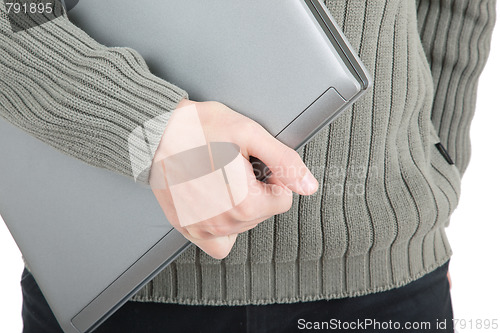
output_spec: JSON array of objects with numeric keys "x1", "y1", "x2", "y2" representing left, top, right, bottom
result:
[{"x1": 0, "y1": 1, "x2": 371, "y2": 332}]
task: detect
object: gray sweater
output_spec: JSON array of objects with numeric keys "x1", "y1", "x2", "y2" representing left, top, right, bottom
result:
[{"x1": 0, "y1": 0, "x2": 496, "y2": 305}]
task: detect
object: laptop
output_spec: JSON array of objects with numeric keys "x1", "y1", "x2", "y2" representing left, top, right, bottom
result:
[{"x1": 0, "y1": 1, "x2": 371, "y2": 332}]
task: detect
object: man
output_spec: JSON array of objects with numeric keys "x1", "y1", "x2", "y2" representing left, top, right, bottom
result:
[{"x1": 0, "y1": 0, "x2": 496, "y2": 332}]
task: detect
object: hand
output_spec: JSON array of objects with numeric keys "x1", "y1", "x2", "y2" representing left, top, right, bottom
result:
[{"x1": 150, "y1": 99, "x2": 318, "y2": 259}]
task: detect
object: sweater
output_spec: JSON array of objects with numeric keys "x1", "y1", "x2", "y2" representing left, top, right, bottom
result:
[{"x1": 0, "y1": 0, "x2": 496, "y2": 306}]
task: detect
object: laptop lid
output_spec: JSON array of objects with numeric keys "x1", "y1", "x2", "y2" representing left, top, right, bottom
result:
[
  {"x1": 0, "y1": 117, "x2": 191, "y2": 333},
  {"x1": 1, "y1": 1, "x2": 371, "y2": 332},
  {"x1": 68, "y1": 0, "x2": 371, "y2": 151}
]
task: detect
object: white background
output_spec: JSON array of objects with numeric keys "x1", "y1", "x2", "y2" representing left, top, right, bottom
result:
[{"x1": 1, "y1": 9, "x2": 499, "y2": 333}]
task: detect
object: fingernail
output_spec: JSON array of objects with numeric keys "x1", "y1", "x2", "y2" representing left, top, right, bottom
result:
[{"x1": 300, "y1": 171, "x2": 318, "y2": 194}]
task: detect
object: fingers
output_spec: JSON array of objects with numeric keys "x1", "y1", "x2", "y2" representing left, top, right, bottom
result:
[
  {"x1": 183, "y1": 160, "x2": 288, "y2": 238},
  {"x1": 151, "y1": 148, "x2": 289, "y2": 259},
  {"x1": 232, "y1": 158, "x2": 293, "y2": 220},
  {"x1": 184, "y1": 214, "x2": 272, "y2": 259},
  {"x1": 238, "y1": 123, "x2": 318, "y2": 195},
  {"x1": 184, "y1": 217, "x2": 262, "y2": 241},
  {"x1": 184, "y1": 233, "x2": 239, "y2": 260}
]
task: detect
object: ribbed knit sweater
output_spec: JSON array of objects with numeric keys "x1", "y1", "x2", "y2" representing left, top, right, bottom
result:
[{"x1": 0, "y1": 0, "x2": 496, "y2": 306}]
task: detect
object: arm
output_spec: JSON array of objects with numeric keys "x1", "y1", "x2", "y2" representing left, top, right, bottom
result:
[
  {"x1": 0, "y1": 1, "x2": 318, "y2": 259},
  {"x1": 416, "y1": 0, "x2": 496, "y2": 175},
  {"x1": 0, "y1": 1, "x2": 188, "y2": 183}
]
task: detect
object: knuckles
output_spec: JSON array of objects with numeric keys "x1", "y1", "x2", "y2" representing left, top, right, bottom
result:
[
  {"x1": 205, "y1": 223, "x2": 233, "y2": 237},
  {"x1": 281, "y1": 193, "x2": 294, "y2": 213},
  {"x1": 279, "y1": 148, "x2": 301, "y2": 168},
  {"x1": 232, "y1": 199, "x2": 259, "y2": 222},
  {"x1": 209, "y1": 246, "x2": 233, "y2": 260}
]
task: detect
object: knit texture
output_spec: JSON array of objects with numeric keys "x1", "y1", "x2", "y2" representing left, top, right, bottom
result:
[
  {"x1": 416, "y1": 0, "x2": 496, "y2": 175},
  {"x1": 0, "y1": 0, "x2": 496, "y2": 305},
  {"x1": 0, "y1": 1, "x2": 188, "y2": 183}
]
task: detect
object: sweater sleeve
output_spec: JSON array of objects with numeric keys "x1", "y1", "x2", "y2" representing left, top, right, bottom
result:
[
  {"x1": 0, "y1": 1, "x2": 189, "y2": 184},
  {"x1": 415, "y1": 0, "x2": 496, "y2": 175}
]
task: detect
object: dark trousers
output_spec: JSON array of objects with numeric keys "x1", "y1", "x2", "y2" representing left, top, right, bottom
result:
[{"x1": 22, "y1": 261, "x2": 453, "y2": 333}]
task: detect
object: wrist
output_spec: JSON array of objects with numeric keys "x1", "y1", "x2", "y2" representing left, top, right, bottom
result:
[{"x1": 176, "y1": 98, "x2": 195, "y2": 110}]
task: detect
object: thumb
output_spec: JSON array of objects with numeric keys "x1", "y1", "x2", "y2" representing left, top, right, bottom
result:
[{"x1": 241, "y1": 124, "x2": 318, "y2": 195}]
